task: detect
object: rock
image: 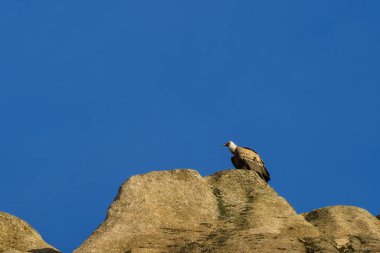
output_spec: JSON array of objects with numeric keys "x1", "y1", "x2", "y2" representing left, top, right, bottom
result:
[
  {"x1": 4, "y1": 169, "x2": 380, "y2": 252},
  {"x1": 75, "y1": 169, "x2": 322, "y2": 253},
  {"x1": 377, "y1": 214, "x2": 380, "y2": 220},
  {"x1": 0, "y1": 212, "x2": 60, "y2": 253},
  {"x1": 75, "y1": 169, "x2": 218, "y2": 253},
  {"x1": 304, "y1": 206, "x2": 380, "y2": 238},
  {"x1": 304, "y1": 206, "x2": 380, "y2": 252}
]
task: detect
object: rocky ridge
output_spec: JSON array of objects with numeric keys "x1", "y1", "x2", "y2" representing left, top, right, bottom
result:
[
  {"x1": 1, "y1": 169, "x2": 379, "y2": 252},
  {"x1": 74, "y1": 169, "x2": 380, "y2": 253}
]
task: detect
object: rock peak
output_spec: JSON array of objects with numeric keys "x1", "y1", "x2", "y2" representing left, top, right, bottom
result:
[{"x1": 75, "y1": 169, "x2": 380, "y2": 252}]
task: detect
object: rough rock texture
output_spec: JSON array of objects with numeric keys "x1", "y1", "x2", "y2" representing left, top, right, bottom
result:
[
  {"x1": 0, "y1": 212, "x2": 60, "y2": 253},
  {"x1": 75, "y1": 169, "x2": 380, "y2": 252},
  {"x1": 304, "y1": 206, "x2": 380, "y2": 252}
]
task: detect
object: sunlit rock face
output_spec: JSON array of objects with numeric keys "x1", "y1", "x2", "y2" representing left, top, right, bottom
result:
[
  {"x1": 74, "y1": 169, "x2": 380, "y2": 252},
  {"x1": 304, "y1": 206, "x2": 380, "y2": 252},
  {"x1": 2, "y1": 169, "x2": 379, "y2": 252},
  {"x1": 0, "y1": 212, "x2": 60, "y2": 253}
]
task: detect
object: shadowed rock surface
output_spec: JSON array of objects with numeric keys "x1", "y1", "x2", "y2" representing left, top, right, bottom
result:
[
  {"x1": 74, "y1": 169, "x2": 380, "y2": 252},
  {"x1": 0, "y1": 212, "x2": 60, "y2": 253}
]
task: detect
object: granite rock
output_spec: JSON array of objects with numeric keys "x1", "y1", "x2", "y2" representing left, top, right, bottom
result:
[
  {"x1": 0, "y1": 212, "x2": 60, "y2": 253},
  {"x1": 75, "y1": 169, "x2": 380, "y2": 252}
]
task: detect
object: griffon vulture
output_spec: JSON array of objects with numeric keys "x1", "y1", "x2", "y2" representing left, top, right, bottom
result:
[{"x1": 223, "y1": 141, "x2": 270, "y2": 182}]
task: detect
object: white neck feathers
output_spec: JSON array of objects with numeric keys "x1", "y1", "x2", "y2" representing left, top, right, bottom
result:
[{"x1": 229, "y1": 142, "x2": 237, "y2": 153}]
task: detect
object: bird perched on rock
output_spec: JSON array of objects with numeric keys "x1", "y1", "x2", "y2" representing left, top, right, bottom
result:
[{"x1": 223, "y1": 141, "x2": 270, "y2": 182}]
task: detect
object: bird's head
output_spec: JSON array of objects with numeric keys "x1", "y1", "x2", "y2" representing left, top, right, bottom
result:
[{"x1": 223, "y1": 141, "x2": 237, "y2": 153}]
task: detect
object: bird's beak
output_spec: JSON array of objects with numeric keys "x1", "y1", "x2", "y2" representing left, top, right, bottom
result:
[{"x1": 223, "y1": 143, "x2": 228, "y2": 147}]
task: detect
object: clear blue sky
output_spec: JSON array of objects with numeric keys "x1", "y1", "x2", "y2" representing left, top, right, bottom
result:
[{"x1": 1, "y1": 1, "x2": 379, "y2": 252}]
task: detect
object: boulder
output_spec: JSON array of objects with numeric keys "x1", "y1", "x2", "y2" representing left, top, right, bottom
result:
[
  {"x1": 0, "y1": 212, "x2": 60, "y2": 253},
  {"x1": 304, "y1": 206, "x2": 380, "y2": 252}
]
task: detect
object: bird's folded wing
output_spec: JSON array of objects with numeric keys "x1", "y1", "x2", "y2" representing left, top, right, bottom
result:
[
  {"x1": 243, "y1": 159, "x2": 270, "y2": 181},
  {"x1": 237, "y1": 148, "x2": 265, "y2": 166},
  {"x1": 236, "y1": 147, "x2": 270, "y2": 181}
]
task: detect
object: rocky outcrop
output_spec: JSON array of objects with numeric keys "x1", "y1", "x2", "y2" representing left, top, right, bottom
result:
[
  {"x1": 2, "y1": 169, "x2": 378, "y2": 252},
  {"x1": 74, "y1": 169, "x2": 380, "y2": 253},
  {"x1": 0, "y1": 212, "x2": 60, "y2": 253},
  {"x1": 304, "y1": 206, "x2": 380, "y2": 252}
]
